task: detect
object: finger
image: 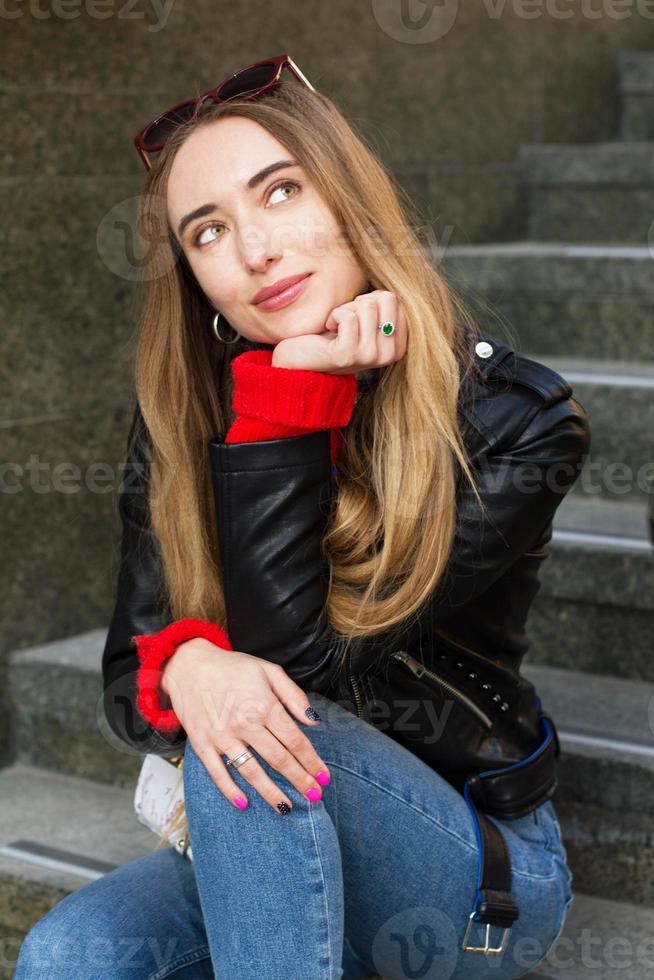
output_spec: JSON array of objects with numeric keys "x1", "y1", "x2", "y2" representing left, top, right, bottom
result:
[
  {"x1": 323, "y1": 307, "x2": 360, "y2": 372},
  {"x1": 263, "y1": 662, "x2": 324, "y2": 727},
  {"x1": 266, "y1": 711, "x2": 332, "y2": 794},
  {"x1": 265, "y1": 668, "x2": 332, "y2": 780},
  {"x1": 324, "y1": 301, "x2": 356, "y2": 332},
  {"x1": 251, "y1": 725, "x2": 327, "y2": 802},
  {"x1": 349, "y1": 297, "x2": 379, "y2": 367},
  {"x1": 375, "y1": 291, "x2": 402, "y2": 365},
  {"x1": 191, "y1": 736, "x2": 254, "y2": 812},
  {"x1": 218, "y1": 736, "x2": 297, "y2": 815}
]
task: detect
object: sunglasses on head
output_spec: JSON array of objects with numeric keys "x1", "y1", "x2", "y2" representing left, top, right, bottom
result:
[{"x1": 134, "y1": 54, "x2": 315, "y2": 171}]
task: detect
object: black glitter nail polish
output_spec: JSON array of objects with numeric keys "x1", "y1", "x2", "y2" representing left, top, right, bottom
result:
[
  {"x1": 277, "y1": 801, "x2": 292, "y2": 815},
  {"x1": 305, "y1": 706, "x2": 321, "y2": 721}
]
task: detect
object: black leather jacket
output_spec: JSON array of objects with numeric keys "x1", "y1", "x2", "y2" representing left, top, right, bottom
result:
[{"x1": 101, "y1": 332, "x2": 591, "y2": 787}]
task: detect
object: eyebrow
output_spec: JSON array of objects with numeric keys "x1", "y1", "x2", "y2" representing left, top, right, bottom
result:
[{"x1": 176, "y1": 159, "x2": 299, "y2": 240}]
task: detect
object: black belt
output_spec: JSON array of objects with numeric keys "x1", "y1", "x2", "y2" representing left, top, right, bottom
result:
[{"x1": 460, "y1": 702, "x2": 561, "y2": 956}]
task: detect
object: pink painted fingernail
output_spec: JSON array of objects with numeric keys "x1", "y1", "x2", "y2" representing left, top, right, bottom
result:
[
  {"x1": 315, "y1": 770, "x2": 331, "y2": 786},
  {"x1": 305, "y1": 786, "x2": 322, "y2": 802},
  {"x1": 233, "y1": 795, "x2": 249, "y2": 810}
]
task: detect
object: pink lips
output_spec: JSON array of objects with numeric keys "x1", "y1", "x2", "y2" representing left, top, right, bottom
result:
[{"x1": 253, "y1": 273, "x2": 312, "y2": 312}]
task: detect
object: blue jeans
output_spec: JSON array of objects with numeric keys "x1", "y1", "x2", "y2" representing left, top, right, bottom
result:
[{"x1": 14, "y1": 692, "x2": 573, "y2": 979}]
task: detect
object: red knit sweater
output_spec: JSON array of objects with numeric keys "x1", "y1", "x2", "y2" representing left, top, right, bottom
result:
[
  {"x1": 225, "y1": 348, "x2": 358, "y2": 463},
  {"x1": 133, "y1": 349, "x2": 358, "y2": 736}
]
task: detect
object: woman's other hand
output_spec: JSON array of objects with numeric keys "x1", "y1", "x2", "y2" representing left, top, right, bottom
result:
[
  {"x1": 159, "y1": 639, "x2": 330, "y2": 813},
  {"x1": 271, "y1": 288, "x2": 408, "y2": 375}
]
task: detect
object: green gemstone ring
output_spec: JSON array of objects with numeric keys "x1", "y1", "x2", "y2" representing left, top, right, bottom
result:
[{"x1": 379, "y1": 321, "x2": 395, "y2": 336}]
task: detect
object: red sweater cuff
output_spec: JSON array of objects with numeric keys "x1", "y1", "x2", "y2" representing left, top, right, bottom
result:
[
  {"x1": 133, "y1": 618, "x2": 232, "y2": 734},
  {"x1": 230, "y1": 349, "x2": 358, "y2": 429}
]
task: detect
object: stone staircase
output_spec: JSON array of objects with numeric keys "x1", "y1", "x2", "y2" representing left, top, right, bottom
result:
[
  {"x1": 3, "y1": 50, "x2": 654, "y2": 980},
  {"x1": 438, "y1": 44, "x2": 654, "y2": 977}
]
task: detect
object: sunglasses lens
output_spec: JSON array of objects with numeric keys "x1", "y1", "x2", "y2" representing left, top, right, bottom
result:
[
  {"x1": 217, "y1": 62, "x2": 278, "y2": 101},
  {"x1": 142, "y1": 103, "x2": 197, "y2": 150},
  {"x1": 138, "y1": 61, "x2": 290, "y2": 164}
]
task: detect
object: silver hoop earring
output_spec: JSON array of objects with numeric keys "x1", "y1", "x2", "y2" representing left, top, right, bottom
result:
[{"x1": 212, "y1": 311, "x2": 241, "y2": 344}]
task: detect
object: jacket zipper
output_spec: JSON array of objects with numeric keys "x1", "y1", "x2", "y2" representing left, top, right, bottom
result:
[
  {"x1": 347, "y1": 647, "x2": 364, "y2": 718},
  {"x1": 349, "y1": 673, "x2": 364, "y2": 718},
  {"x1": 390, "y1": 650, "x2": 493, "y2": 730}
]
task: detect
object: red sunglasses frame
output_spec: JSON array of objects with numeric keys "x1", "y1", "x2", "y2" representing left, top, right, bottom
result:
[{"x1": 134, "y1": 54, "x2": 316, "y2": 171}]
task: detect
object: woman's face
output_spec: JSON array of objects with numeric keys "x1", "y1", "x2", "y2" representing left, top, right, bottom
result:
[{"x1": 166, "y1": 116, "x2": 369, "y2": 345}]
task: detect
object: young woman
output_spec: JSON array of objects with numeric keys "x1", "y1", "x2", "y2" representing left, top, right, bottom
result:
[{"x1": 15, "y1": 56, "x2": 589, "y2": 980}]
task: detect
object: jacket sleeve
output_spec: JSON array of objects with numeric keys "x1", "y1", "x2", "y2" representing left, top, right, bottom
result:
[
  {"x1": 101, "y1": 406, "x2": 188, "y2": 758},
  {"x1": 105, "y1": 352, "x2": 358, "y2": 746},
  {"x1": 210, "y1": 360, "x2": 591, "y2": 682},
  {"x1": 208, "y1": 350, "x2": 358, "y2": 693}
]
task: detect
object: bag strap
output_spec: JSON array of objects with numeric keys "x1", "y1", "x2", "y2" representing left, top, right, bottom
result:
[
  {"x1": 460, "y1": 708, "x2": 559, "y2": 956},
  {"x1": 461, "y1": 789, "x2": 519, "y2": 955}
]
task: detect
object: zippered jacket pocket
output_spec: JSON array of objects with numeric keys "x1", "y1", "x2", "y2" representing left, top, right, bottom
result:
[
  {"x1": 358, "y1": 648, "x2": 536, "y2": 790},
  {"x1": 390, "y1": 650, "x2": 494, "y2": 730}
]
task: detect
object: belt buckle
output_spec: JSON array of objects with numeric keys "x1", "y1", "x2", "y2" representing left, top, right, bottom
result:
[{"x1": 461, "y1": 909, "x2": 512, "y2": 955}]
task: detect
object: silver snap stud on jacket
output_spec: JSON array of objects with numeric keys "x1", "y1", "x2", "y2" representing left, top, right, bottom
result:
[{"x1": 475, "y1": 341, "x2": 494, "y2": 359}]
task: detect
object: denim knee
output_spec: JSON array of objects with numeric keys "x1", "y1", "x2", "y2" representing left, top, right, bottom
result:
[
  {"x1": 14, "y1": 908, "x2": 74, "y2": 980},
  {"x1": 14, "y1": 898, "x2": 132, "y2": 980}
]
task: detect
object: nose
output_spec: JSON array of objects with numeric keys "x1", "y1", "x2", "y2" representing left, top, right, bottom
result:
[{"x1": 237, "y1": 219, "x2": 284, "y2": 274}]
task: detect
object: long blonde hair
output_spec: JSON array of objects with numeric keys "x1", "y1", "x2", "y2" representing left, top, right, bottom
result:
[{"x1": 126, "y1": 78, "x2": 483, "y2": 852}]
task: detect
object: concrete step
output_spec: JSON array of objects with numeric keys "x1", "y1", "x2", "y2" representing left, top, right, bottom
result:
[
  {"x1": 553, "y1": 493, "x2": 651, "y2": 541},
  {"x1": 523, "y1": 661, "x2": 654, "y2": 746},
  {"x1": 521, "y1": 662, "x2": 654, "y2": 909},
  {"x1": 619, "y1": 51, "x2": 654, "y2": 141},
  {"x1": 522, "y1": 354, "x2": 654, "y2": 506},
  {"x1": 0, "y1": 762, "x2": 179, "y2": 980},
  {"x1": 7, "y1": 628, "x2": 145, "y2": 789},
  {"x1": 525, "y1": 892, "x2": 654, "y2": 979},
  {"x1": 436, "y1": 241, "x2": 654, "y2": 361},
  {"x1": 532, "y1": 495, "x2": 653, "y2": 681},
  {"x1": 517, "y1": 142, "x2": 654, "y2": 244}
]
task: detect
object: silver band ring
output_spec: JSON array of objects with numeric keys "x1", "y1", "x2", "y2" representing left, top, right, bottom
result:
[
  {"x1": 379, "y1": 321, "x2": 395, "y2": 336},
  {"x1": 226, "y1": 748, "x2": 253, "y2": 769}
]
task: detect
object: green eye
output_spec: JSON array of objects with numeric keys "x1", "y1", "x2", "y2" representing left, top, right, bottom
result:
[
  {"x1": 193, "y1": 179, "x2": 301, "y2": 249},
  {"x1": 195, "y1": 223, "x2": 224, "y2": 247},
  {"x1": 268, "y1": 179, "x2": 300, "y2": 203}
]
